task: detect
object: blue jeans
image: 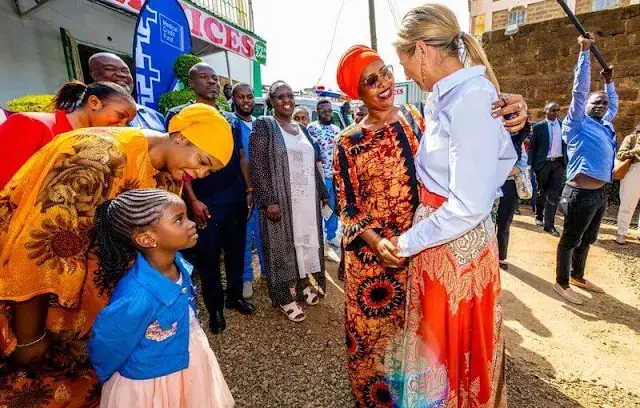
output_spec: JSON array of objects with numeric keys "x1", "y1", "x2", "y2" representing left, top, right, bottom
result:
[
  {"x1": 324, "y1": 177, "x2": 339, "y2": 242},
  {"x1": 243, "y1": 206, "x2": 266, "y2": 282}
]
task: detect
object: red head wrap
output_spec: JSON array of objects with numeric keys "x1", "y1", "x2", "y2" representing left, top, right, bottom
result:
[{"x1": 336, "y1": 45, "x2": 382, "y2": 100}]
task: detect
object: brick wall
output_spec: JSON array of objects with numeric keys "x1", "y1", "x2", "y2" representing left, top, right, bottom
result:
[{"x1": 483, "y1": 5, "x2": 640, "y2": 140}]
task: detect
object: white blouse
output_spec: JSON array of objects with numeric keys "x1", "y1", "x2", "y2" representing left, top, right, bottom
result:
[{"x1": 398, "y1": 66, "x2": 517, "y2": 257}]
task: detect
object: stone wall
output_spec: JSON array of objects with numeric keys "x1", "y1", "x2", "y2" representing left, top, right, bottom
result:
[{"x1": 483, "y1": 5, "x2": 640, "y2": 140}]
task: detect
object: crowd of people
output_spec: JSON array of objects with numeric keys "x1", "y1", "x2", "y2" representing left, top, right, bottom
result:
[{"x1": 0, "y1": 2, "x2": 637, "y2": 407}]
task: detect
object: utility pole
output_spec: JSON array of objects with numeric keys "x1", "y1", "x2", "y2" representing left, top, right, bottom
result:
[{"x1": 368, "y1": 0, "x2": 378, "y2": 51}]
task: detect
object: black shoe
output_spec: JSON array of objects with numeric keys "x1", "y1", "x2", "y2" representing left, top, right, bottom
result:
[
  {"x1": 209, "y1": 311, "x2": 226, "y2": 334},
  {"x1": 226, "y1": 298, "x2": 255, "y2": 315},
  {"x1": 544, "y1": 227, "x2": 560, "y2": 237},
  {"x1": 499, "y1": 261, "x2": 509, "y2": 271},
  {"x1": 535, "y1": 219, "x2": 544, "y2": 227}
]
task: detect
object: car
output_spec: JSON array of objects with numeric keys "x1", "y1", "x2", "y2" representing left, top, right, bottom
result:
[{"x1": 252, "y1": 97, "x2": 350, "y2": 129}]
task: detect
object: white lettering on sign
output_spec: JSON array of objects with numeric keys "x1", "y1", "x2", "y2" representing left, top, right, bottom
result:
[{"x1": 101, "y1": 0, "x2": 266, "y2": 63}]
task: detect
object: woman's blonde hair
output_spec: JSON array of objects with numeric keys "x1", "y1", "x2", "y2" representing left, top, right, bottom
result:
[{"x1": 394, "y1": 3, "x2": 500, "y2": 92}]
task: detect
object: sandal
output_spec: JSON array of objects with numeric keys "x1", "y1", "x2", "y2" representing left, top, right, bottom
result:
[
  {"x1": 302, "y1": 286, "x2": 319, "y2": 306},
  {"x1": 280, "y1": 301, "x2": 305, "y2": 322}
]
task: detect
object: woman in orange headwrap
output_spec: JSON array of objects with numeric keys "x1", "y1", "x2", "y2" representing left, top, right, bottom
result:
[
  {"x1": 333, "y1": 40, "x2": 529, "y2": 406},
  {"x1": 0, "y1": 103, "x2": 232, "y2": 407}
]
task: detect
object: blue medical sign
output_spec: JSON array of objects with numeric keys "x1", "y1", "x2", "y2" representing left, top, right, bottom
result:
[{"x1": 133, "y1": 0, "x2": 191, "y2": 110}]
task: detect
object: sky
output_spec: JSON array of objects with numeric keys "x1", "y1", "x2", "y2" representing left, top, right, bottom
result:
[{"x1": 252, "y1": 0, "x2": 470, "y2": 91}]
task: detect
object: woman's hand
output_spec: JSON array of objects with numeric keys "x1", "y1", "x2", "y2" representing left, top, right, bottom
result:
[
  {"x1": 266, "y1": 204, "x2": 281, "y2": 222},
  {"x1": 189, "y1": 200, "x2": 210, "y2": 229},
  {"x1": 492, "y1": 94, "x2": 528, "y2": 133},
  {"x1": 374, "y1": 237, "x2": 406, "y2": 268}
]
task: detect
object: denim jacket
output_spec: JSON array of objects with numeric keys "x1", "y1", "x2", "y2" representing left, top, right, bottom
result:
[{"x1": 88, "y1": 252, "x2": 197, "y2": 383}]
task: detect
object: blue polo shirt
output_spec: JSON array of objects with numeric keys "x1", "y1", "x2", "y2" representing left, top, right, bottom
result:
[{"x1": 166, "y1": 102, "x2": 246, "y2": 205}]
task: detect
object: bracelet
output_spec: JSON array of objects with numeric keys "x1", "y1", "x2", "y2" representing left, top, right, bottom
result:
[
  {"x1": 16, "y1": 332, "x2": 46, "y2": 348},
  {"x1": 372, "y1": 235, "x2": 382, "y2": 247},
  {"x1": 246, "y1": 187, "x2": 255, "y2": 193}
]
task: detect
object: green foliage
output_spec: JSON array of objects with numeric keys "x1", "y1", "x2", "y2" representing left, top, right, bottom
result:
[
  {"x1": 6, "y1": 94, "x2": 54, "y2": 113},
  {"x1": 159, "y1": 53, "x2": 232, "y2": 114},
  {"x1": 157, "y1": 89, "x2": 232, "y2": 114},
  {"x1": 216, "y1": 93, "x2": 231, "y2": 112},
  {"x1": 158, "y1": 89, "x2": 196, "y2": 114},
  {"x1": 173, "y1": 54, "x2": 202, "y2": 84}
]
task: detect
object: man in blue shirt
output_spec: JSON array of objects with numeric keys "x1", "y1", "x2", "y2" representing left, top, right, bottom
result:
[
  {"x1": 166, "y1": 63, "x2": 255, "y2": 333},
  {"x1": 88, "y1": 52, "x2": 165, "y2": 132},
  {"x1": 555, "y1": 35, "x2": 617, "y2": 305},
  {"x1": 231, "y1": 82, "x2": 267, "y2": 299}
]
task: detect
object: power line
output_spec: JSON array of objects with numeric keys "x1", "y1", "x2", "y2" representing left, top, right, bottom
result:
[
  {"x1": 387, "y1": 0, "x2": 400, "y2": 28},
  {"x1": 315, "y1": 0, "x2": 348, "y2": 87}
]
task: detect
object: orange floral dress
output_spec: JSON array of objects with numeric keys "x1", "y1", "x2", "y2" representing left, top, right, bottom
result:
[
  {"x1": 0, "y1": 127, "x2": 181, "y2": 407},
  {"x1": 333, "y1": 105, "x2": 424, "y2": 407}
]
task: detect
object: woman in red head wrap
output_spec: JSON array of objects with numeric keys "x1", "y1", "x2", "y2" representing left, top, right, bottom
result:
[{"x1": 333, "y1": 40, "x2": 529, "y2": 405}]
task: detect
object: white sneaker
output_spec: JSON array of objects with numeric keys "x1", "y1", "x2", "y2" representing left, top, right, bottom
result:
[
  {"x1": 325, "y1": 245, "x2": 341, "y2": 263},
  {"x1": 243, "y1": 282, "x2": 253, "y2": 299},
  {"x1": 553, "y1": 283, "x2": 583, "y2": 305}
]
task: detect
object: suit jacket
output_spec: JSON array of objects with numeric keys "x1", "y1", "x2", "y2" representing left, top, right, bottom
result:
[{"x1": 529, "y1": 120, "x2": 567, "y2": 172}]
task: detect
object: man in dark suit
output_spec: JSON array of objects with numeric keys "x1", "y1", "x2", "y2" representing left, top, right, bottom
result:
[{"x1": 529, "y1": 102, "x2": 567, "y2": 236}]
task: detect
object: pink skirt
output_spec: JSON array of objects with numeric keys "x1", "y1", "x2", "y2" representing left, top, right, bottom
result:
[{"x1": 100, "y1": 322, "x2": 234, "y2": 408}]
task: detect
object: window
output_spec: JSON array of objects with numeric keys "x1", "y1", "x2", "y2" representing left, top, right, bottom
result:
[
  {"x1": 507, "y1": 8, "x2": 526, "y2": 25},
  {"x1": 592, "y1": 0, "x2": 617, "y2": 11}
]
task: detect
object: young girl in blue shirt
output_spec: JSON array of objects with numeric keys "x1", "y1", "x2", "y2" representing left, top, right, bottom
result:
[{"x1": 88, "y1": 188, "x2": 234, "y2": 407}]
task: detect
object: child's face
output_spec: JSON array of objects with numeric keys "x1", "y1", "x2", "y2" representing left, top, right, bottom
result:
[{"x1": 145, "y1": 200, "x2": 198, "y2": 251}]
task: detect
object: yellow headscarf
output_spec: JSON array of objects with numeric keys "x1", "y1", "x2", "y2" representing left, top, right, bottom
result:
[{"x1": 168, "y1": 103, "x2": 234, "y2": 166}]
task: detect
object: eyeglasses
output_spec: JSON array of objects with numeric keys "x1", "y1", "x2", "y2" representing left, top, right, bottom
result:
[
  {"x1": 275, "y1": 93, "x2": 295, "y2": 101},
  {"x1": 361, "y1": 65, "x2": 394, "y2": 89}
]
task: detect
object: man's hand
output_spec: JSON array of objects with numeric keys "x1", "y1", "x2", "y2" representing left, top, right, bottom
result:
[
  {"x1": 190, "y1": 200, "x2": 211, "y2": 229},
  {"x1": 246, "y1": 191, "x2": 254, "y2": 219},
  {"x1": 601, "y1": 65, "x2": 614, "y2": 84},
  {"x1": 492, "y1": 94, "x2": 529, "y2": 133},
  {"x1": 266, "y1": 204, "x2": 281, "y2": 222},
  {"x1": 578, "y1": 34, "x2": 595, "y2": 52}
]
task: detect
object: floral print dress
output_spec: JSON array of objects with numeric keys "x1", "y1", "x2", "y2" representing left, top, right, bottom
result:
[
  {"x1": 0, "y1": 127, "x2": 180, "y2": 407},
  {"x1": 333, "y1": 105, "x2": 424, "y2": 407}
]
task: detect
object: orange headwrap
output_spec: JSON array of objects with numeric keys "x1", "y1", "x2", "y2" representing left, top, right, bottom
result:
[{"x1": 336, "y1": 45, "x2": 382, "y2": 100}]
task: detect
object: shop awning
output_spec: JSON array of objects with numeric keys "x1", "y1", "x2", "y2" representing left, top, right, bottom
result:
[{"x1": 99, "y1": 0, "x2": 266, "y2": 64}]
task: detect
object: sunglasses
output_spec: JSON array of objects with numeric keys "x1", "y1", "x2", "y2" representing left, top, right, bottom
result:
[
  {"x1": 361, "y1": 65, "x2": 394, "y2": 89},
  {"x1": 275, "y1": 92, "x2": 295, "y2": 101}
]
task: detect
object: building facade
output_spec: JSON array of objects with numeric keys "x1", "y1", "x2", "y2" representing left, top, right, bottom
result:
[
  {"x1": 2, "y1": 0, "x2": 266, "y2": 107},
  {"x1": 471, "y1": 0, "x2": 640, "y2": 35}
]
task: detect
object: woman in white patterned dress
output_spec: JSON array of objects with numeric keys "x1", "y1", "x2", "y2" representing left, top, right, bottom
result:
[{"x1": 249, "y1": 81, "x2": 328, "y2": 322}]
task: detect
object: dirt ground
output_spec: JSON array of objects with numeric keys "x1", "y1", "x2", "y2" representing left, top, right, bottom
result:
[{"x1": 203, "y1": 208, "x2": 640, "y2": 408}]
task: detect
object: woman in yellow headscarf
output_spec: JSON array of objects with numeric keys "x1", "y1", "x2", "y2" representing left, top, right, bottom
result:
[{"x1": 0, "y1": 103, "x2": 232, "y2": 407}]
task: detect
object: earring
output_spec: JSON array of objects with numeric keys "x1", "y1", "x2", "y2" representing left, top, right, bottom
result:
[
  {"x1": 421, "y1": 59, "x2": 428, "y2": 88},
  {"x1": 152, "y1": 243, "x2": 157, "y2": 248}
]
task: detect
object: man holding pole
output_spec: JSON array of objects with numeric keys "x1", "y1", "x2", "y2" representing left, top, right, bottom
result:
[{"x1": 554, "y1": 34, "x2": 617, "y2": 305}]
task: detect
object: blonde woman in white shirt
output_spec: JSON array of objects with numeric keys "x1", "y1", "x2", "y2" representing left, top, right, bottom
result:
[{"x1": 388, "y1": 4, "x2": 517, "y2": 407}]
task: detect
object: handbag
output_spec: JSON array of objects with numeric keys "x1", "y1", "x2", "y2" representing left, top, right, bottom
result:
[
  {"x1": 515, "y1": 168, "x2": 533, "y2": 200},
  {"x1": 613, "y1": 158, "x2": 632, "y2": 181}
]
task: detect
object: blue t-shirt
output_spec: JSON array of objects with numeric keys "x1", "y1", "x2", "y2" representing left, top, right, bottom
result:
[{"x1": 166, "y1": 102, "x2": 246, "y2": 205}]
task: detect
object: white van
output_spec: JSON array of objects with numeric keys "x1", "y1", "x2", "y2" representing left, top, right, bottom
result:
[{"x1": 252, "y1": 97, "x2": 349, "y2": 129}]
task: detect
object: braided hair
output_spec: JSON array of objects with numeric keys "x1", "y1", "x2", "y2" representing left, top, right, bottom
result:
[{"x1": 93, "y1": 188, "x2": 182, "y2": 295}]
